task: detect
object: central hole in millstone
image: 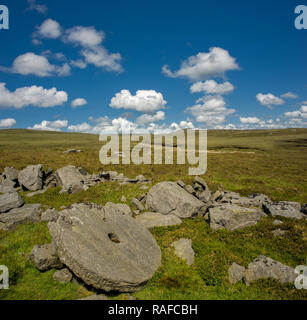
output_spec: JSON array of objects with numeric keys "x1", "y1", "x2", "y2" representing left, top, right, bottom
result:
[{"x1": 108, "y1": 233, "x2": 120, "y2": 243}]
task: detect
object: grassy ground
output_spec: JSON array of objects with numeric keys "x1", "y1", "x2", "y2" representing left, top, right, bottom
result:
[{"x1": 0, "y1": 129, "x2": 306, "y2": 300}]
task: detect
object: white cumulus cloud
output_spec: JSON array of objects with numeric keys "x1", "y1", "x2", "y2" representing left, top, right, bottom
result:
[
  {"x1": 33, "y1": 19, "x2": 61, "y2": 40},
  {"x1": 280, "y1": 92, "x2": 298, "y2": 99},
  {"x1": 256, "y1": 93, "x2": 285, "y2": 108},
  {"x1": 64, "y1": 26, "x2": 105, "y2": 48},
  {"x1": 136, "y1": 111, "x2": 165, "y2": 124},
  {"x1": 190, "y1": 80, "x2": 234, "y2": 95},
  {"x1": 0, "y1": 83, "x2": 68, "y2": 109},
  {"x1": 162, "y1": 47, "x2": 239, "y2": 81},
  {"x1": 28, "y1": 120, "x2": 68, "y2": 131},
  {"x1": 68, "y1": 123, "x2": 91, "y2": 132},
  {"x1": 110, "y1": 90, "x2": 167, "y2": 113},
  {"x1": 26, "y1": 0, "x2": 47, "y2": 14},
  {"x1": 0, "y1": 118, "x2": 16, "y2": 128},
  {"x1": 71, "y1": 98, "x2": 87, "y2": 108},
  {"x1": 240, "y1": 117, "x2": 261, "y2": 124}
]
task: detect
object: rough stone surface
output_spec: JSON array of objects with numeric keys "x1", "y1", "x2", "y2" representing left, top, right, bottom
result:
[
  {"x1": 171, "y1": 238, "x2": 194, "y2": 266},
  {"x1": 145, "y1": 182, "x2": 205, "y2": 218},
  {"x1": 18, "y1": 165, "x2": 43, "y2": 191},
  {"x1": 272, "y1": 229, "x2": 288, "y2": 237},
  {"x1": 121, "y1": 196, "x2": 127, "y2": 202},
  {"x1": 218, "y1": 191, "x2": 271, "y2": 208},
  {"x1": 0, "y1": 192, "x2": 24, "y2": 213},
  {"x1": 207, "y1": 204, "x2": 265, "y2": 231},
  {"x1": 136, "y1": 212, "x2": 182, "y2": 229},
  {"x1": 30, "y1": 244, "x2": 63, "y2": 271},
  {"x1": 0, "y1": 204, "x2": 42, "y2": 231},
  {"x1": 41, "y1": 208, "x2": 59, "y2": 222},
  {"x1": 245, "y1": 255, "x2": 296, "y2": 285},
  {"x1": 0, "y1": 179, "x2": 16, "y2": 193},
  {"x1": 3, "y1": 167, "x2": 19, "y2": 181},
  {"x1": 55, "y1": 165, "x2": 85, "y2": 194},
  {"x1": 263, "y1": 202, "x2": 303, "y2": 220},
  {"x1": 193, "y1": 177, "x2": 211, "y2": 202},
  {"x1": 104, "y1": 202, "x2": 132, "y2": 217},
  {"x1": 132, "y1": 198, "x2": 145, "y2": 211},
  {"x1": 53, "y1": 268, "x2": 73, "y2": 283},
  {"x1": 229, "y1": 262, "x2": 246, "y2": 284},
  {"x1": 48, "y1": 203, "x2": 161, "y2": 292}
]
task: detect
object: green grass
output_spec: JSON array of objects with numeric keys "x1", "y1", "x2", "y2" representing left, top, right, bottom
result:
[{"x1": 0, "y1": 129, "x2": 306, "y2": 300}]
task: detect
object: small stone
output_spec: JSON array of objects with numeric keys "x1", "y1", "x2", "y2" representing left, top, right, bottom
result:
[
  {"x1": 53, "y1": 268, "x2": 73, "y2": 283},
  {"x1": 121, "y1": 196, "x2": 127, "y2": 202},
  {"x1": 0, "y1": 192, "x2": 24, "y2": 213},
  {"x1": 272, "y1": 220, "x2": 283, "y2": 226},
  {"x1": 272, "y1": 229, "x2": 288, "y2": 237},
  {"x1": 229, "y1": 262, "x2": 246, "y2": 284},
  {"x1": 171, "y1": 238, "x2": 194, "y2": 266},
  {"x1": 132, "y1": 198, "x2": 145, "y2": 211},
  {"x1": 30, "y1": 244, "x2": 63, "y2": 271}
]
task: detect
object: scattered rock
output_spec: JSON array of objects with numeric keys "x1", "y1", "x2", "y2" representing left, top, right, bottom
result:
[
  {"x1": 0, "y1": 192, "x2": 24, "y2": 213},
  {"x1": 0, "y1": 204, "x2": 42, "y2": 231},
  {"x1": 136, "y1": 212, "x2": 182, "y2": 229},
  {"x1": 121, "y1": 196, "x2": 127, "y2": 202},
  {"x1": 41, "y1": 208, "x2": 59, "y2": 222},
  {"x1": 132, "y1": 198, "x2": 145, "y2": 211},
  {"x1": 272, "y1": 229, "x2": 288, "y2": 237},
  {"x1": 135, "y1": 175, "x2": 147, "y2": 182},
  {"x1": 0, "y1": 179, "x2": 16, "y2": 193},
  {"x1": 18, "y1": 164, "x2": 43, "y2": 191},
  {"x1": 145, "y1": 182, "x2": 205, "y2": 218},
  {"x1": 55, "y1": 165, "x2": 85, "y2": 194},
  {"x1": 207, "y1": 203, "x2": 265, "y2": 231},
  {"x1": 104, "y1": 202, "x2": 132, "y2": 217},
  {"x1": 139, "y1": 184, "x2": 149, "y2": 190},
  {"x1": 30, "y1": 244, "x2": 63, "y2": 271},
  {"x1": 79, "y1": 295, "x2": 108, "y2": 300},
  {"x1": 53, "y1": 268, "x2": 73, "y2": 283},
  {"x1": 245, "y1": 255, "x2": 296, "y2": 285},
  {"x1": 229, "y1": 262, "x2": 246, "y2": 284},
  {"x1": 63, "y1": 149, "x2": 82, "y2": 154},
  {"x1": 193, "y1": 177, "x2": 211, "y2": 202},
  {"x1": 48, "y1": 203, "x2": 161, "y2": 292},
  {"x1": 263, "y1": 202, "x2": 303, "y2": 220},
  {"x1": 3, "y1": 167, "x2": 19, "y2": 181},
  {"x1": 171, "y1": 238, "x2": 194, "y2": 266},
  {"x1": 26, "y1": 189, "x2": 47, "y2": 198},
  {"x1": 272, "y1": 219, "x2": 283, "y2": 226}
]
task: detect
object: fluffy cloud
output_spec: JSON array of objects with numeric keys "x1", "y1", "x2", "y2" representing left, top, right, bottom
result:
[
  {"x1": 0, "y1": 52, "x2": 71, "y2": 77},
  {"x1": 64, "y1": 26, "x2": 122, "y2": 72},
  {"x1": 29, "y1": 120, "x2": 68, "y2": 131},
  {"x1": 162, "y1": 47, "x2": 239, "y2": 81},
  {"x1": 280, "y1": 92, "x2": 298, "y2": 99},
  {"x1": 136, "y1": 111, "x2": 165, "y2": 124},
  {"x1": 284, "y1": 106, "x2": 307, "y2": 119},
  {"x1": 33, "y1": 19, "x2": 61, "y2": 40},
  {"x1": 26, "y1": 0, "x2": 47, "y2": 14},
  {"x1": 0, "y1": 118, "x2": 16, "y2": 128},
  {"x1": 240, "y1": 117, "x2": 261, "y2": 124},
  {"x1": 256, "y1": 93, "x2": 285, "y2": 108},
  {"x1": 170, "y1": 121, "x2": 195, "y2": 131},
  {"x1": 110, "y1": 90, "x2": 167, "y2": 113},
  {"x1": 190, "y1": 80, "x2": 234, "y2": 95},
  {"x1": 68, "y1": 123, "x2": 91, "y2": 132},
  {"x1": 186, "y1": 95, "x2": 235, "y2": 125},
  {"x1": 71, "y1": 98, "x2": 87, "y2": 108},
  {"x1": 0, "y1": 83, "x2": 68, "y2": 109}
]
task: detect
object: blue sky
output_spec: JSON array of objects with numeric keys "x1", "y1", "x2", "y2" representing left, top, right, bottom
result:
[{"x1": 0, "y1": 0, "x2": 306, "y2": 133}]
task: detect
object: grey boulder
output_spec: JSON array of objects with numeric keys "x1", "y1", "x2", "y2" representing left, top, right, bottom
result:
[
  {"x1": 263, "y1": 202, "x2": 303, "y2": 220},
  {"x1": 171, "y1": 238, "x2": 195, "y2": 266},
  {"x1": 0, "y1": 192, "x2": 24, "y2": 213},
  {"x1": 0, "y1": 204, "x2": 42, "y2": 231},
  {"x1": 104, "y1": 202, "x2": 132, "y2": 217},
  {"x1": 228, "y1": 262, "x2": 246, "y2": 284},
  {"x1": 145, "y1": 182, "x2": 205, "y2": 218},
  {"x1": 245, "y1": 255, "x2": 296, "y2": 285},
  {"x1": 207, "y1": 203, "x2": 265, "y2": 231},
  {"x1": 55, "y1": 165, "x2": 86, "y2": 194},
  {"x1": 48, "y1": 203, "x2": 161, "y2": 292},
  {"x1": 18, "y1": 165, "x2": 43, "y2": 191},
  {"x1": 3, "y1": 167, "x2": 19, "y2": 181},
  {"x1": 30, "y1": 244, "x2": 63, "y2": 271},
  {"x1": 136, "y1": 212, "x2": 182, "y2": 229},
  {"x1": 53, "y1": 268, "x2": 73, "y2": 283},
  {"x1": 0, "y1": 179, "x2": 16, "y2": 193}
]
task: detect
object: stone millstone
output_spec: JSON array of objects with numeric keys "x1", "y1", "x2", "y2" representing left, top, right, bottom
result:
[
  {"x1": 145, "y1": 182, "x2": 205, "y2": 218},
  {"x1": 48, "y1": 203, "x2": 161, "y2": 292}
]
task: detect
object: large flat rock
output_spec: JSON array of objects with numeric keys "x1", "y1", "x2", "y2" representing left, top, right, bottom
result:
[
  {"x1": 136, "y1": 212, "x2": 182, "y2": 229},
  {"x1": 263, "y1": 202, "x2": 303, "y2": 220},
  {"x1": 0, "y1": 192, "x2": 24, "y2": 213},
  {"x1": 48, "y1": 203, "x2": 161, "y2": 292},
  {"x1": 55, "y1": 165, "x2": 86, "y2": 193},
  {"x1": 0, "y1": 204, "x2": 42, "y2": 231},
  {"x1": 145, "y1": 182, "x2": 205, "y2": 218},
  {"x1": 207, "y1": 203, "x2": 265, "y2": 230}
]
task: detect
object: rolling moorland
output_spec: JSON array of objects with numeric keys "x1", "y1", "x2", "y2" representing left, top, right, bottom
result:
[{"x1": 0, "y1": 128, "x2": 306, "y2": 300}]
